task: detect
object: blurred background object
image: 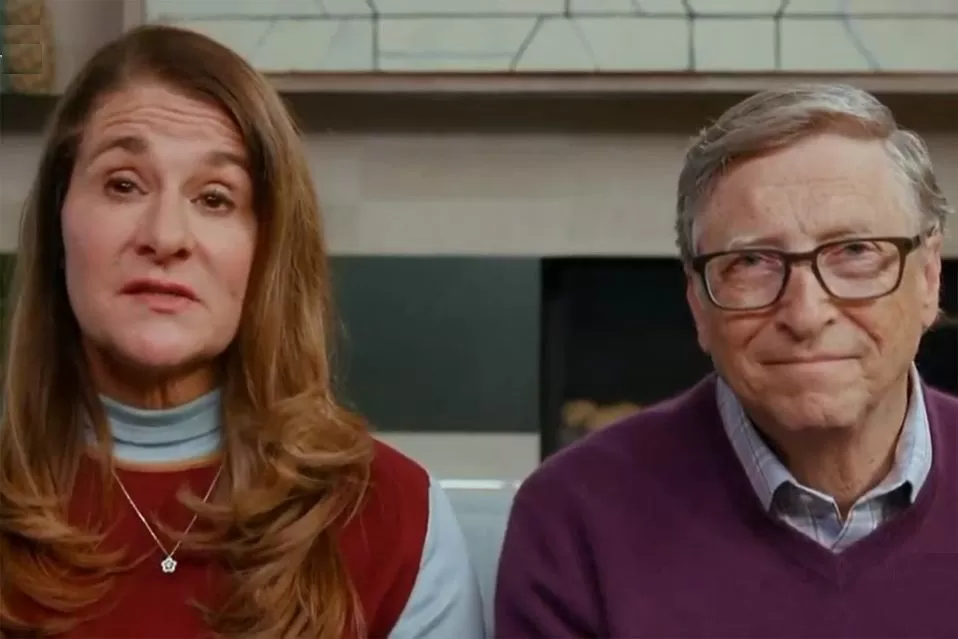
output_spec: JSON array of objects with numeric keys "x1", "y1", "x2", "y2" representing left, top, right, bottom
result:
[{"x1": 0, "y1": 0, "x2": 55, "y2": 93}]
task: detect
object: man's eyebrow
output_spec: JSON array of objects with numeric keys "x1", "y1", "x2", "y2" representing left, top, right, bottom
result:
[
  {"x1": 723, "y1": 233, "x2": 785, "y2": 250},
  {"x1": 718, "y1": 223, "x2": 884, "y2": 252}
]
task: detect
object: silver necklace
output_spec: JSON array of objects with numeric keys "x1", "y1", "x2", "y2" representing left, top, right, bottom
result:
[{"x1": 113, "y1": 465, "x2": 223, "y2": 574}]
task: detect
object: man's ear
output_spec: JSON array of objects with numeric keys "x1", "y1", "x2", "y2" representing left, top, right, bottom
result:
[
  {"x1": 919, "y1": 232, "x2": 943, "y2": 331},
  {"x1": 685, "y1": 268, "x2": 711, "y2": 354}
]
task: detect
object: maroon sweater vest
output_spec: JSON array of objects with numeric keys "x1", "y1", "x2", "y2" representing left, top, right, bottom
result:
[
  {"x1": 496, "y1": 376, "x2": 958, "y2": 638},
  {"x1": 7, "y1": 440, "x2": 429, "y2": 638}
]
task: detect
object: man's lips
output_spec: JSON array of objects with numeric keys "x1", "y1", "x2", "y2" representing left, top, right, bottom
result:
[{"x1": 763, "y1": 356, "x2": 857, "y2": 366}]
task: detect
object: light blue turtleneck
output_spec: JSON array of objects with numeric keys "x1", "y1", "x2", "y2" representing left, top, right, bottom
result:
[{"x1": 99, "y1": 390, "x2": 222, "y2": 464}]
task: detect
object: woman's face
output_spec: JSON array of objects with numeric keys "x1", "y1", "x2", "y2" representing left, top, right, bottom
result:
[{"x1": 61, "y1": 82, "x2": 257, "y2": 403}]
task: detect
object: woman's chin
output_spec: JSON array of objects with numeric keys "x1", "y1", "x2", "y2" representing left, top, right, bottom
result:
[{"x1": 111, "y1": 335, "x2": 208, "y2": 375}]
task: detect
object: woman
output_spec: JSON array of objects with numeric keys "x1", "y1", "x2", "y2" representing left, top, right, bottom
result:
[{"x1": 0, "y1": 25, "x2": 484, "y2": 639}]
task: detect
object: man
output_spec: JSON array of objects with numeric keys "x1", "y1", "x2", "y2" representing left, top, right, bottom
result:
[{"x1": 494, "y1": 84, "x2": 957, "y2": 638}]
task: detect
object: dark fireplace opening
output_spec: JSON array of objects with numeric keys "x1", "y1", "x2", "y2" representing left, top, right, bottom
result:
[
  {"x1": 539, "y1": 258, "x2": 713, "y2": 457},
  {"x1": 918, "y1": 259, "x2": 958, "y2": 394},
  {"x1": 539, "y1": 258, "x2": 958, "y2": 458}
]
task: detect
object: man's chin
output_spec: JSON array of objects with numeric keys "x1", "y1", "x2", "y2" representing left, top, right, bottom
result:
[
  {"x1": 768, "y1": 393, "x2": 867, "y2": 432},
  {"x1": 763, "y1": 361, "x2": 861, "y2": 391}
]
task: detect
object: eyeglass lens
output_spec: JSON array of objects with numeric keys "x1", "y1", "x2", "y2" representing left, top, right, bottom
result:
[{"x1": 705, "y1": 239, "x2": 903, "y2": 310}]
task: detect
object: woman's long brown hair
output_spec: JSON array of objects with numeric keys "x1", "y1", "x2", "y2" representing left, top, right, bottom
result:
[{"x1": 0, "y1": 25, "x2": 374, "y2": 638}]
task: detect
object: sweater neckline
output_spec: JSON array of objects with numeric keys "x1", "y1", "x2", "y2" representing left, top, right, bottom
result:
[
  {"x1": 701, "y1": 378, "x2": 944, "y2": 588},
  {"x1": 98, "y1": 389, "x2": 222, "y2": 466}
]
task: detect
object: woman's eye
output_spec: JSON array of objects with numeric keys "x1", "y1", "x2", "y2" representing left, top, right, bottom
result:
[
  {"x1": 105, "y1": 178, "x2": 140, "y2": 196},
  {"x1": 199, "y1": 191, "x2": 235, "y2": 212}
]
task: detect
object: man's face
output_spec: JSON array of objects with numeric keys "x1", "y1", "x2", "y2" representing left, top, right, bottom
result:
[{"x1": 687, "y1": 132, "x2": 942, "y2": 434}]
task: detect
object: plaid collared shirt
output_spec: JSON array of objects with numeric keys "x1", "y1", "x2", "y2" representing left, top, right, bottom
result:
[{"x1": 716, "y1": 367, "x2": 932, "y2": 553}]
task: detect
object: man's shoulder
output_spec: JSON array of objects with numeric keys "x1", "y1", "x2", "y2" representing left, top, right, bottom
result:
[
  {"x1": 925, "y1": 384, "x2": 958, "y2": 434},
  {"x1": 519, "y1": 376, "x2": 720, "y2": 503},
  {"x1": 926, "y1": 385, "x2": 958, "y2": 412}
]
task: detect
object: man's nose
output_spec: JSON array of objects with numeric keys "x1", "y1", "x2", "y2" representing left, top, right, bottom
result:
[{"x1": 773, "y1": 264, "x2": 837, "y2": 340}]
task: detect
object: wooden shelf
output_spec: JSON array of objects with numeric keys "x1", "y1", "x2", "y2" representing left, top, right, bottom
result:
[{"x1": 266, "y1": 71, "x2": 958, "y2": 96}]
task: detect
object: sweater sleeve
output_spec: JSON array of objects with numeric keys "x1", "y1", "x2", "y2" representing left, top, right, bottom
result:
[
  {"x1": 388, "y1": 477, "x2": 486, "y2": 639},
  {"x1": 494, "y1": 472, "x2": 605, "y2": 638}
]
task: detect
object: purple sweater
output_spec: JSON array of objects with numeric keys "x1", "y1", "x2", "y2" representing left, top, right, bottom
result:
[{"x1": 495, "y1": 375, "x2": 958, "y2": 638}]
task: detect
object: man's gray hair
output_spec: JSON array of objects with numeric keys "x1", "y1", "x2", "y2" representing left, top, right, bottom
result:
[{"x1": 675, "y1": 83, "x2": 954, "y2": 261}]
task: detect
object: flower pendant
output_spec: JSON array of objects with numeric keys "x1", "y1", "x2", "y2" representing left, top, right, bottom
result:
[{"x1": 160, "y1": 556, "x2": 178, "y2": 574}]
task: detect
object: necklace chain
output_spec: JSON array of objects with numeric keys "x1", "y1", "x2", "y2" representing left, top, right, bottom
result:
[{"x1": 112, "y1": 465, "x2": 223, "y2": 574}]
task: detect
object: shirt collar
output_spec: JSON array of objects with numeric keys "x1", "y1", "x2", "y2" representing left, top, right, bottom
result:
[{"x1": 716, "y1": 366, "x2": 933, "y2": 511}]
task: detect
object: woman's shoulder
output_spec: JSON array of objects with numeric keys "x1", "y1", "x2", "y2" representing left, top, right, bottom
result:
[
  {"x1": 367, "y1": 438, "x2": 431, "y2": 499},
  {"x1": 339, "y1": 436, "x2": 432, "y2": 563},
  {"x1": 339, "y1": 439, "x2": 433, "y2": 635}
]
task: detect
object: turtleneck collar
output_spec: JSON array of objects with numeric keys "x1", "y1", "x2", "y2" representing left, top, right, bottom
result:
[{"x1": 99, "y1": 389, "x2": 222, "y2": 465}]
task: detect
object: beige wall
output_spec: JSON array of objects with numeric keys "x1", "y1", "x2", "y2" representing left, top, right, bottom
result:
[
  {"x1": 45, "y1": 0, "x2": 128, "y2": 93},
  {"x1": 375, "y1": 433, "x2": 539, "y2": 480},
  {"x1": 3, "y1": 127, "x2": 958, "y2": 256}
]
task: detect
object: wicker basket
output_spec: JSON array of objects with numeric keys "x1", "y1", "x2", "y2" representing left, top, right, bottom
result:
[{"x1": 1, "y1": 0, "x2": 55, "y2": 93}]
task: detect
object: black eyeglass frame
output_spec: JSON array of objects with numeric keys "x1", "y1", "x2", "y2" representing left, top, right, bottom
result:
[{"x1": 689, "y1": 233, "x2": 927, "y2": 311}]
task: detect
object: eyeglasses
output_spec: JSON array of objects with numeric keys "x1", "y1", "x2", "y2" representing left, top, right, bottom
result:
[{"x1": 690, "y1": 234, "x2": 926, "y2": 311}]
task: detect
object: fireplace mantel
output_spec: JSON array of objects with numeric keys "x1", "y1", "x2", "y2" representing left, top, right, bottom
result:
[
  {"x1": 129, "y1": 0, "x2": 958, "y2": 96},
  {"x1": 263, "y1": 71, "x2": 958, "y2": 96}
]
